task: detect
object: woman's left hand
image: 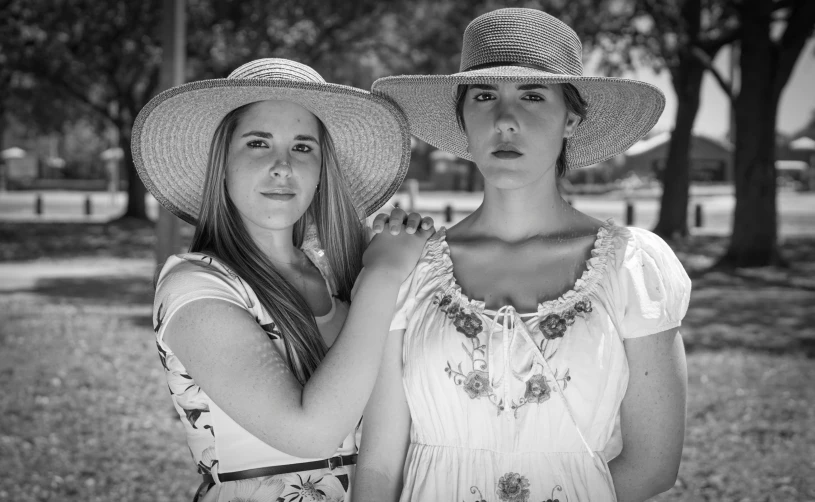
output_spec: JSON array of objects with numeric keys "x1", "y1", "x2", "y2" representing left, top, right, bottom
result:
[{"x1": 371, "y1": 208, "x2": 434, "y2": 235}]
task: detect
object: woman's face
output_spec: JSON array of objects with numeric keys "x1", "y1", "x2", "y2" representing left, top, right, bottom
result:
[
  {"x1": 461, "y1": 82, "x2": 579, "y2": 190},
  {"x1": 225, "y1": 100, "x2": 322, "y2": 234}
]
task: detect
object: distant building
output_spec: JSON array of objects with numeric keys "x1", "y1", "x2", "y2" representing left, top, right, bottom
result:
[{"x1": 622, "y1": 132, "x2": 734, "y2": 182}]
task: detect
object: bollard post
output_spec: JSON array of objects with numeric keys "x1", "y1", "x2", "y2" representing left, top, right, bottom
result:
[
  {"x1": 84, "y1": 195, "x2": 92, "y2": 216},
  {"x1": 625, "y1": 200, "x2": 634, "y2": 225},
  {"x1": 695, "y1": 203, "x2": 703, "y2": 228},
  {"x1": 35, "y1": 194, "x2": 43, "y2": 215},
  {"x1": 444, "y1": 205, "x2": 453, "y2": 223},
  {"x1": 406, "y1": 178, "x2": 419, "y2": 212}
]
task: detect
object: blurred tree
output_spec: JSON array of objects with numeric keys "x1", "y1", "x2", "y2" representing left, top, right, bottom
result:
[
  {"x1": 716, "y1": 0, "x2": 815, "y2": 267},
  {"x1": 6, "y1": 0, "x2": 164, "y2": 219},
  {"x1": 628, "y1": 0, "x2": 738, "y2": 239},
  {"x1": 185, "y1": 0, "x2": 403, "y2": 87},
  {"x1": 3, "y1": 0, "x2": 403, "y2": 220}
]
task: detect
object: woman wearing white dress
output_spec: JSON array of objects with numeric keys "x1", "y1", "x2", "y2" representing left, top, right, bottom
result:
[{"x1": 354, "y1": 9, "x2": 691, "y2": 502}]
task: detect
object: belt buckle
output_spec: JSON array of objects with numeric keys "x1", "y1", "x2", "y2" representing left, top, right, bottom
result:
[{"x1": 327, "y1": 456, "x2": 343, "y2": 470}]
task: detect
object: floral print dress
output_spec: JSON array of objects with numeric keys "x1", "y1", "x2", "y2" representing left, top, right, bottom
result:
[
  {"x1": 153, "y1": 229, "x2": 357, "y2": 502},
  {"x1": 389, "y1": 222, "x2": 691, "y2": 502}
]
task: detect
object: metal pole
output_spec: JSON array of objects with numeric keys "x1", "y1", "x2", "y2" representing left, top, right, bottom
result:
[
  {"x1": 625, "y1": 201, "x2": 634, "y2": 226},
  {"x1": 155, "y1": 0, "x2": 186, "y2": 265}
]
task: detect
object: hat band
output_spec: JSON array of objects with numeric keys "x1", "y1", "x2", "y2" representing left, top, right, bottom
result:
[{"x1": 462, "y1": 61, "x2": 579, "y2": 77}]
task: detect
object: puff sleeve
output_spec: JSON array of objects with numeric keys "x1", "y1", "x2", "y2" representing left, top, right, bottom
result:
[
  {"x1": 153, "y1": 254, "x2": 254, "y2": 349},
  {"x1": 618, "y1": 228, "x2": 692, "y2": 339}
]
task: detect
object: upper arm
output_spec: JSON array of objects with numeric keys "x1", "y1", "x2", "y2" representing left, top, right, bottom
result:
[
  {"x1": 353, "y1": 328, "x2": 411, "y2": 502},
  {"x1": 617, "y1": 326, "x2": 687, "y2": 487},
  {"x1": 163, "y1": 298, "x2": 316, "y2": 455}
]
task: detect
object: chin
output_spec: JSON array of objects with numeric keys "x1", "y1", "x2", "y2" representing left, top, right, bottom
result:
[{"x1": 479, "y1": 166, "x2": 533, "y2": 190}]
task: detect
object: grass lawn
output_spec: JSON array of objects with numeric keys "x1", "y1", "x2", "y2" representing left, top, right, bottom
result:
[{"x1": 1, "y1": 221, "x2": 813, "y2": 501}]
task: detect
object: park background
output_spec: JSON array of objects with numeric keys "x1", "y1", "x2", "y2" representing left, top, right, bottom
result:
[{"x1": 1, "y1": 0, "x2": 814, "y2": 501}]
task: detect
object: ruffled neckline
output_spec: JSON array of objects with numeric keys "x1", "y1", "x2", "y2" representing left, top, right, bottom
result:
[{"x1": 425, "y1": 220, "x2": 618, "y2": 317}]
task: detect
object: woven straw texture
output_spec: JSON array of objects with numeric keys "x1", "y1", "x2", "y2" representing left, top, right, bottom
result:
[
  {"x1": 132, "y1": 59, "x2": 411, "y2": 224},
  {"x1": 372, "y1": 8, "x2": 665, "y2": 169}
]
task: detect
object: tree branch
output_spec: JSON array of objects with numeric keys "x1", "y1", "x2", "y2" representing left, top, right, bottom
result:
[
  {"x1": 690, "y1": 45, "x2": 736, "y2": 101},
  {"x1": 774, "y1": 0, "x2": 815, "y2": 93}
]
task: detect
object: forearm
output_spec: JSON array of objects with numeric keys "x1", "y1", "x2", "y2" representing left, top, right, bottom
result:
[
  {"x1": 353, "y1": 467, "x2": 403, "y2": 502},
  {"x1": 352, "y1": 328, "x2": 411, "y2": 502},
  {"x1": 609, "y1": 453, "x2": 676, "y2": 502},
  {"x1": 299, "y1": 268, "x2": 403, "y2": 453}
]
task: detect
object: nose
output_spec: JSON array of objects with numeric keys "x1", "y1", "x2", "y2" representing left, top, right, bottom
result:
[
  {"x1": 494, "y1": 102, "x2": 519, "y2": 134},
  {"x1": 269, "y1": 155, "x2": 292, "y2": 178}
]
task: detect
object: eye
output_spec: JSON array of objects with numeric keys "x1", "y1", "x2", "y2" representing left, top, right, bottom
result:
[
  {"x1": 523, "y1": 94, "x2": 544, "y2": 102},
  {"x1": 293, "y1": 143, "x2": 314, "y2": 153},
  {"x1": 473, "y1": 92, "x2": 495, "y2": 102},
  {"x1": 246, "y1": 140, "x2": 268, "y2": 148}
]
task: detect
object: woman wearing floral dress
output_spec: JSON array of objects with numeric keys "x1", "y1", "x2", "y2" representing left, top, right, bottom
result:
[
  {"x1": 132, "y1": 58, "x2": 433, "y2": 502},
  {"x1": 354, "y1": 9, "x2": 690, "y2": 502}
]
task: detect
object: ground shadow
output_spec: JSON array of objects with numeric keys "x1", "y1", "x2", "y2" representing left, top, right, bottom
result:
[
  {"x1": 0, "y1": 219, "x2": 194, "y2": 261},
  {"x1": 30, "y1": 275, "x2": 154, "y2": 305}
]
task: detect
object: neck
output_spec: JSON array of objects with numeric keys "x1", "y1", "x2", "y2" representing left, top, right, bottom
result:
[
  {"x1": 465, "y1": 174, "x2": 578, "y2": 242},
  {"x1": 246, "y1": 224, "x2": 302, "y2": 266}
]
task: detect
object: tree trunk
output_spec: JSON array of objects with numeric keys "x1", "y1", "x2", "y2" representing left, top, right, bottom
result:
[
  {"x1": 119, "y1": 121, "x2": 149, "y2": 220},
  {"x1": 719, "y1": 0, "x2": 781, "y2": 267},
  {"x1": 653, "y1": 57, "x2": 705, "y2": 239}
]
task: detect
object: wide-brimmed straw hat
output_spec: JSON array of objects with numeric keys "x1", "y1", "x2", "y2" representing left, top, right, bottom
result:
[
  {"x1": 133, "y1": 58, "x2": 411, "y2": 223},
  {"x1": 372, "y1": 8, "x2": 665, "y2": 169}
]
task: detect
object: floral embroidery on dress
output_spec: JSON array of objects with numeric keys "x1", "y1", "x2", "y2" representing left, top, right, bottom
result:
[
  {"x1": 439, "y1": 294, "x2": 507, "y2": 412},
  {"x1": 538, "y1": 299, "x2": 593, "y2": 340},
  {"x1": 439, "y1": 292, "x2": 573, "y2": 417},
  {"x1": 497, "y1": 472, "x2": 531, "y2": 502},
  {"x1": 436, "y1": 294, "x2": 484, "y2": 338},
  {"x1": 465, "y1": 475, "x2": 568, "y2": 502},
  {"x1": 510, "y1": 368, "x2": 571, "y2": 416}
]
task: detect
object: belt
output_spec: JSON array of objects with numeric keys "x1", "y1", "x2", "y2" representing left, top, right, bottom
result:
[{"x1": 201, "y1": 453, "x2": 357, "y2": 485}]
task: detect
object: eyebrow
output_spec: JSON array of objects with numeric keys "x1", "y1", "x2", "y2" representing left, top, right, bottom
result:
[
  {"x1": 240, "y1": 131, "x2": 272, "y2": 139},
  {"x1": 240, "y1": 131, "x2": 318, "y2": 143}
]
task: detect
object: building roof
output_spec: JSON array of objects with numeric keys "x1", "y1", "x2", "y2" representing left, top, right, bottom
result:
[{"x1": 625, "y1": 131, "x2": 733, "y2": 157}]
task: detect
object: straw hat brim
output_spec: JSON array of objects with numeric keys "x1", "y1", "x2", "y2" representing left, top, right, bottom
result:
[
  {"x1": 372, "y1": 65, "x2": 665, "y2": 169},
  {"x1": 133, "y1": 79, "x2": 411, "y2": 224}
]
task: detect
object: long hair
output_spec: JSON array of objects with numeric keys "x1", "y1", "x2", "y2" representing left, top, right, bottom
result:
[
  {"x1": 454, "y1": 80, "x2": 588, "y2": 177},
  {"x1": 190, "y1": 101, "x2": 366, "y2": 385}
]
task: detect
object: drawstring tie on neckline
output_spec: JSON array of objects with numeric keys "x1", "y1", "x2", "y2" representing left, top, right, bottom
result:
[{"x1": 485, "y1": 305, "x2": 595, "y2": 458}]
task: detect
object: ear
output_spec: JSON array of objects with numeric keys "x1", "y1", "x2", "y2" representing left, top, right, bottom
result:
[{"x1": 564, "y1": 111, "x2": 581, "y2": 139}]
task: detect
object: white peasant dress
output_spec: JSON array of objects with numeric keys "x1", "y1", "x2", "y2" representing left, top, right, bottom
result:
[{"x1": 389, "y1": 222, "x2": 691, "y2": 502}]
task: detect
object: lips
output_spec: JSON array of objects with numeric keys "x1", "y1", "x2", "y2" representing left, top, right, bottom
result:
[
  {"x1": 261, "y1": 188, "x2": 296, "y2": 201},
  {"x1": 492, "y1": 142, "x2": 522, "y2": 159}
]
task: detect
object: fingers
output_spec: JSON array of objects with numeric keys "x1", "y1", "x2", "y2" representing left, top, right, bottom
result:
[
  {"x1": 388, "y1": 208, "x2": 407, "y2": 235},
  {"x1": 371, "y1": 212, "x2": 390, "y2": 234},
  {"x1": 371, "y1": 210, "x2": 435, "y2": 236},
  {"x1": 404, "y1": 212, "x2": 423, "y2": 234}
]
